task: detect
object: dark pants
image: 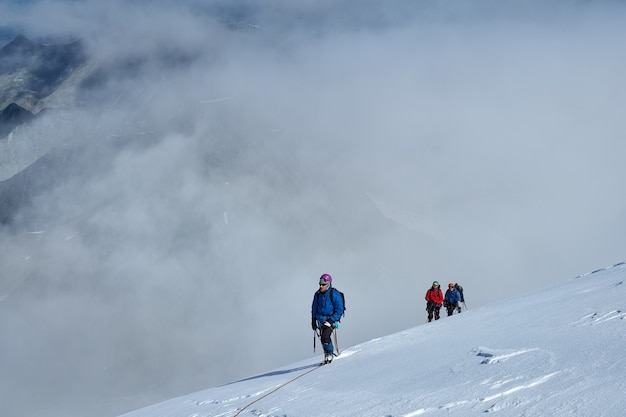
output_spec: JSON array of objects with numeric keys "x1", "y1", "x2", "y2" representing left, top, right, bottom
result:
[
  {"x1": 446, "y1": 303, "x2": 459, "y2": 316},
  {"x1": 319, "y1": 323, "x2": 335, "y2": 354},
  {"x1": 426, "y1": 301, "x2": 440, "y2": 321}
]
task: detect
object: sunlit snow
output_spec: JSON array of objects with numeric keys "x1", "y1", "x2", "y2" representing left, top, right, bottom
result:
[{"x1": 119, "y1": 263, "x2": 626, "y2": 417}]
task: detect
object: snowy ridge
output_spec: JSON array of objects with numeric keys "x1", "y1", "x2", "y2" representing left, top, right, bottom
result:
[{"x1": 119, "y1": 263, "x2": 626, "y2": 417}]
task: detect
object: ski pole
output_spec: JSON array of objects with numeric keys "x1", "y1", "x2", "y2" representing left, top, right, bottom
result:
[{"x1": 314, "y1": 329, "x2": 321, "y2": 352}]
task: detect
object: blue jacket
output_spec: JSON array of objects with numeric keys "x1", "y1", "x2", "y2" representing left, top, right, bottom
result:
[
  {"x1": 312, "y1": 286, "x2": 344, "y2": 324},
  {"x1": 445, "y1": 288, "x2": 461, "y2": 304}
]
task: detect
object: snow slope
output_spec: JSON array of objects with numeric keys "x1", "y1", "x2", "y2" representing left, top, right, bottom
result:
[{"x1": 118, "y1": 262, "x2": 626, "y2": 417}]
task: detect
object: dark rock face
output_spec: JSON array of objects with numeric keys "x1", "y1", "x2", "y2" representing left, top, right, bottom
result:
[
  {"x1": 0, "y1": 35, "x2": 90, "y2": 223},
  {"x1": 0, "y1": 34, "x2": 88, "y2": 125},
  {"x1": 0, "y1": 102, "x2": 35, "y2": 137},
  {"x1": 0, "y1": 34, "x2": 88, "y2": 97}
]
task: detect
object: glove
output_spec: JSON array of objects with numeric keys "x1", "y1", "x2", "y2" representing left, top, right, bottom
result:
[
  {"x1": 311, "y1": 317, "x2": 317, "y2": 330},
  {"x1": 443, "y1": 301, "x2": 449, "y2": 307},
  {"x1": 333, "y1": 322, "x2": 340, "y2": 329}
]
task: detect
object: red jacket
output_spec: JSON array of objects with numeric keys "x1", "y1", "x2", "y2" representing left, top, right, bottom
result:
[{"x1": 425, "y1": 287, "x2": 444, "y2": 305}]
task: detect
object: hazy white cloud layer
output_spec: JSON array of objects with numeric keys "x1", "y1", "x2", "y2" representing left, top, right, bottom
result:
[{"x1": 2, "y1": 1, "x2": 626, "y2": 416}]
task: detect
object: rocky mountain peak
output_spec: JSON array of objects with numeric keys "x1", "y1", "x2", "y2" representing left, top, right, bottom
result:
[{"x1": 0, "y1": 34, "x2": 89, "y2": 115}]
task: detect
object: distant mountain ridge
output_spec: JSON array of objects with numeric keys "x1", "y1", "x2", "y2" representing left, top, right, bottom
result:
[
  {"x1": 0, "y1": 102, "x2": 34, "y2": 138},
  {"x1": 0, "y1": 30, "x2": 208, "y2": 223},
  {"x1": 0, "y1": 35, "x2": 89, "y2": 117},
  {"x1": 0, "y1": 35, "x2": 93, "y2": 223}
]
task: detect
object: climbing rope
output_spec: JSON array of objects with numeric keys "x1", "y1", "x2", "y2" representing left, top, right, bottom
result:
[{"x1": 232, "y1": 363, "x2": 323, "y2": 417}]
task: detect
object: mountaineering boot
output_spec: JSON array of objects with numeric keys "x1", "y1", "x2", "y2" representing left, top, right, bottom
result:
[{"x1": 324, "y1": 353, "x2": 334, "y2": 364}]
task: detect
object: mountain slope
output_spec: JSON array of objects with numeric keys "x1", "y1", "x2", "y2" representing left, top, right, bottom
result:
[
  {"x1": 118, "y1": 262, "x2": 626, "y2": 417},
  {"x1": 0, "y1": 35, "x2": 88, "y2": 113}
]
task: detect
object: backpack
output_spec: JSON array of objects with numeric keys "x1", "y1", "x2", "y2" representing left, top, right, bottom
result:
[
  {"x1": 455, "y1": 284, "x2": 464, "y2": 302},
  {"x1": 331, "y1": 287, "x2": 346, "y2": 318}
]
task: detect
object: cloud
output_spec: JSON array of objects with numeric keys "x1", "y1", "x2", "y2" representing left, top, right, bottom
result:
[{"x1": 2, "y1": 1, "x2": 626, "y2": 416}]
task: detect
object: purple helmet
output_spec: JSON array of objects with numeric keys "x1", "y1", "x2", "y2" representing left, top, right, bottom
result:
[{"x1": 319, "y1": 273, "x2": 332, "y2": 284}]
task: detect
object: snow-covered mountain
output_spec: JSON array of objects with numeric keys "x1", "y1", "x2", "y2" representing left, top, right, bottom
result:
[
  {"x1": 119, "y1": 263, "x2": 626, "y2": 417},
  {"x1": 4, "y1": 2, "x2": 626, "y2": 417},
  {"x1": 0, "y1": 35, "x2": 88, "y2": 114}
]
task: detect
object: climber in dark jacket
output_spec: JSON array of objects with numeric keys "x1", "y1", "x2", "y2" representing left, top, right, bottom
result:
[{"x1": 444, "y1": 283, "x2": 461, "y2": 316}]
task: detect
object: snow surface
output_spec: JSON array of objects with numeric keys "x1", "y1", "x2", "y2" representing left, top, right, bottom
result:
[{"x1": 118, "y1": 262, "x2": 626, "y2": 417}]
